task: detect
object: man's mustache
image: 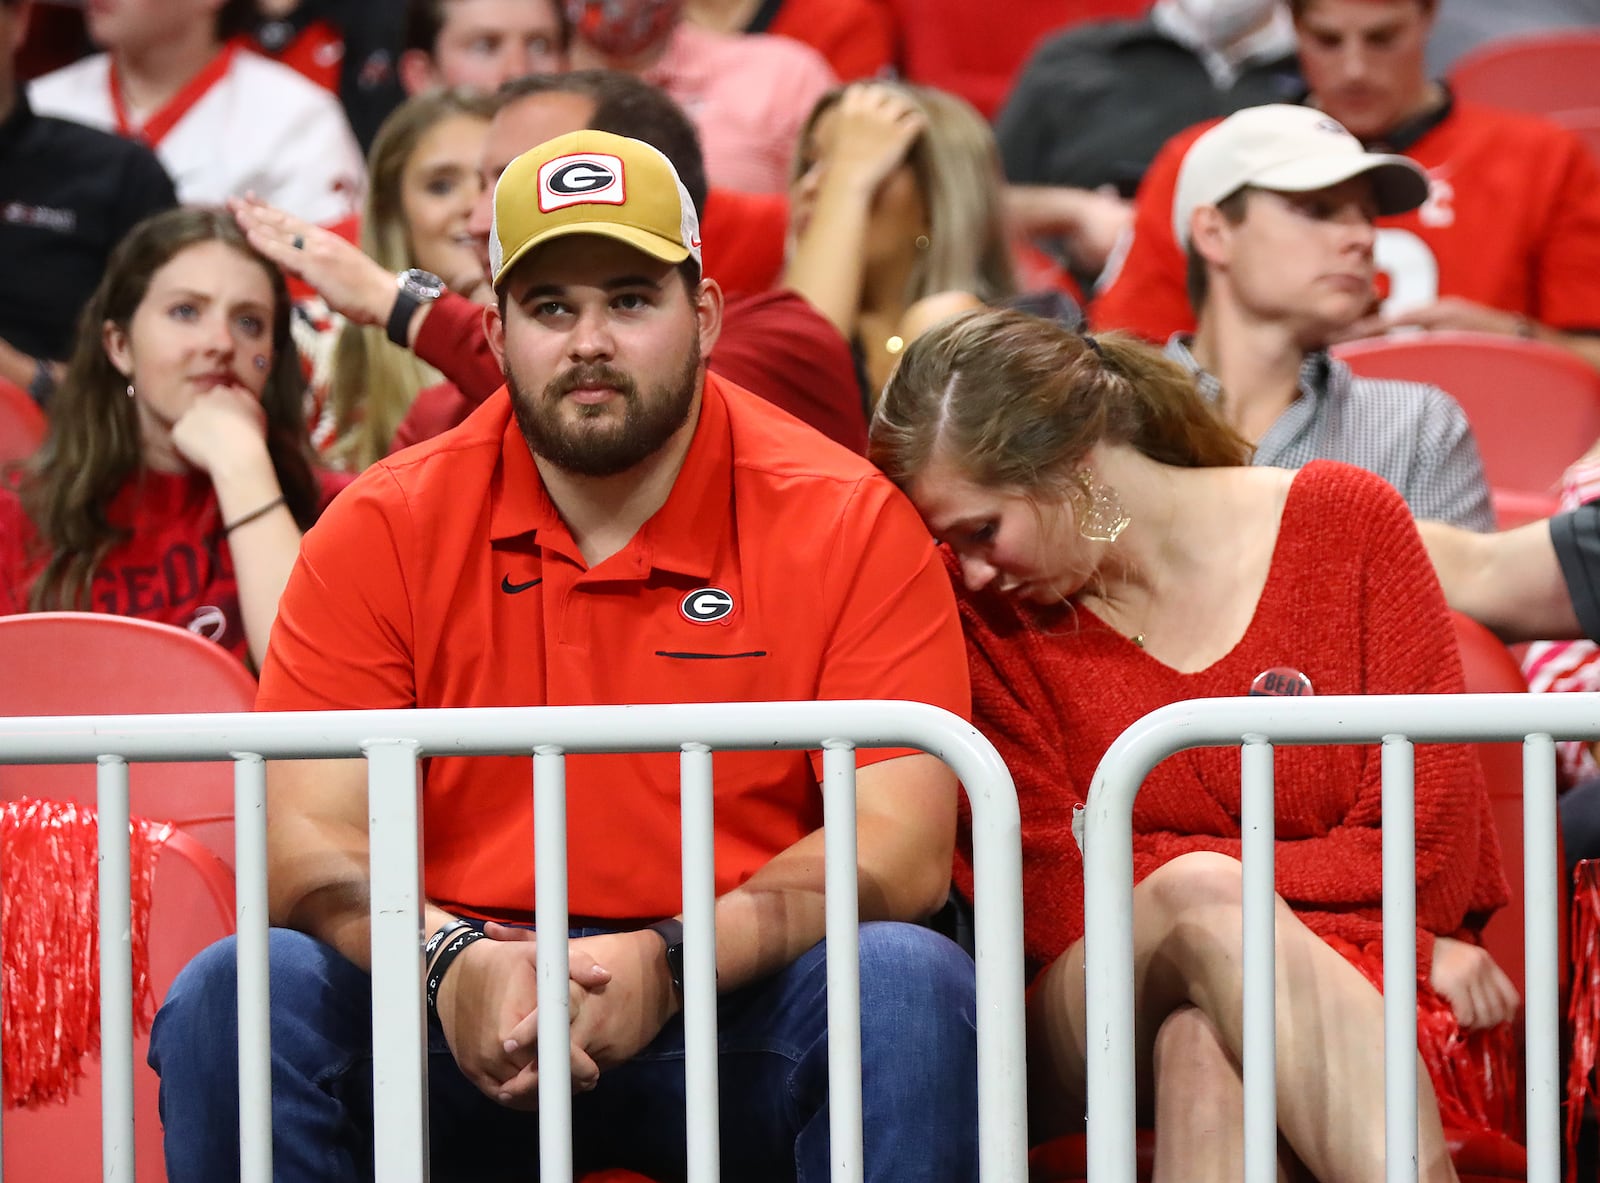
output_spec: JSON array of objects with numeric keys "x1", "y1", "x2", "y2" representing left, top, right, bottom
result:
[{"x1": 546, "y1": 364, "x2": 638, "y2": 400}]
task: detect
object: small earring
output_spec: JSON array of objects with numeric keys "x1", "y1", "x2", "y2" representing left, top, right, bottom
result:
[
  {"x1": 1075, "y1": 471, "x2": 1130, "y2": 543},
  {"x1": 125, "y1": 383, "x2": 135, "y2": 400},
  {"x1": 253, "y1": 355, "x2": 268, "y2": 371},
  {"x1": 914, "y1": 234, "x2": 930, "y2": 251}
]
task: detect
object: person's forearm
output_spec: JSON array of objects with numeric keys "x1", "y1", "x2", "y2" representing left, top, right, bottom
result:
[
  {"x1": 0, "y1": 336, "x2": 43, "y2": 391},
  {"x1": 1003, "y1": 184, "x2": 1088, "y2": 238},
  {"x1": 210, "y1": 456, "x2": 298, "y2": 668},
  {"x1": 708, "y1": 808, "x2": 952, "y2": 993},
  {"x1": 268, "y1": 783, "x2": 466, "y2": 971},
  {"x1": 410, "y1": 293, "x2": 503, "y2": 401},
  {"x1": 782, "y1": 178, "x2": 875, "y2": 339},
  {"x1": 1419, "y1": 516, "x2": 1582, "y2": 641},
  {"x1": 267, "y1": 783, "x2": 376, "y2": 965}
]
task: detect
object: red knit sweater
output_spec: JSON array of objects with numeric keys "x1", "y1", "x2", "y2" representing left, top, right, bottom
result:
[{"x1": 955, "y1": 461, "x2": 1508, "y2": 976}]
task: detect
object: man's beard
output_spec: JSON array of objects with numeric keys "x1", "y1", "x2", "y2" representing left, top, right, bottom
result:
[{"x1": 510, "y1": 341, "x2": 700, "y2": 477}]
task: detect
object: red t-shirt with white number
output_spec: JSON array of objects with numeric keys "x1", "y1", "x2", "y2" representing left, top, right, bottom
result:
[{"x1": 1090, "y1": 99, "x2": 1600, "y2": 342}]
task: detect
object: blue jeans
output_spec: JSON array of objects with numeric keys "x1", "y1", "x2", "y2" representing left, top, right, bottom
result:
[{"x1": 148, "y1": 921, "x2": 979, "y2": 1182}]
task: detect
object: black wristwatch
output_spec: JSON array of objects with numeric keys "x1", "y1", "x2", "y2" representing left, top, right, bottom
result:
[
  {"x1": 646, "y1": 918, "x2": 686, "y2": 998},
  {"x1": 386, "y1": 268, "x2": 446, "y2": 347}
]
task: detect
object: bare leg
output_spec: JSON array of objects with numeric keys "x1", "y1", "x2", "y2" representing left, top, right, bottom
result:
[
  {"x1": 1029, "y1": 851, "x2": 1458, "y2": 1183},
  {"x1": 1151, "y1": 1006, "x2": 1308, "y2": 1183}
]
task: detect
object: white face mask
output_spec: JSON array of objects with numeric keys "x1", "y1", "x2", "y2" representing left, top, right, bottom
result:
[{"x1": 1167, "y1": 0, "x2": 1279, "y2": 46}]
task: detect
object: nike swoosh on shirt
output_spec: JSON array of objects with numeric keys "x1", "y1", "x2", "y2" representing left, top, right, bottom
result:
[{"x1": 501, "y1": 575, "x2": 543, "y2": 594}]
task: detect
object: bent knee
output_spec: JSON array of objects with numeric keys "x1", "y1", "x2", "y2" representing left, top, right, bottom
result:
[
  {"x1": 858, "y1": 922, "x2": 977, "y2": 1027},
  {"x1": 162, "y1": 934, "x2": 243, "y2": 1017},
  {"x1": 1139, "y1": 851, "x2": 1245, "y2": 920}
]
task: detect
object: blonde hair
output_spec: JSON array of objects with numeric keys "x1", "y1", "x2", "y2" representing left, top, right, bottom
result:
[
  {"x1": 324, "y1": 89, "x2": 495, "y2": 471},
  {"x1": 796, "y1": 82, "x2": 1017, "y2": 308},
  {"x1": 870, "y1": 308, "x2": 1251, "y2": 496}
]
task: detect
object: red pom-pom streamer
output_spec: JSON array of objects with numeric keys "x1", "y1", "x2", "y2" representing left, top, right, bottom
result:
[
  {"x1": 1567, "y1": 859, "x2": 1600, "y2": 1183},
  {"x1": 1326, "y1": 933, "x2": 1521, "y2": 1142},
  {"x1": 1, "y1": 799, "x2": 170, "y2": 1109}
]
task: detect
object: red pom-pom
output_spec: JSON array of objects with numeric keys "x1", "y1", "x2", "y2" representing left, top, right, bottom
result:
[
  {"x1": 1, "y1": 799, "x2": 170, "y2": 1109},
  {"x1": 1566, "y1": 859, "x2": 1600, "y2": 1183}
]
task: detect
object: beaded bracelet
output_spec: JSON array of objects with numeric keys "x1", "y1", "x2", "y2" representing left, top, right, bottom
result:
[
  {"x1": 425, "y1": 927, "x2": 487, "y2": 1021},
  {"x1": 224, "y1": 495, "x2": 286, "y2": 535}
]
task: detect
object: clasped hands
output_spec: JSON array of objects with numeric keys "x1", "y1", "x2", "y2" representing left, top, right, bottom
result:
[{"x1": 433, "y1": 923, "x2": 680, "y2": 1110}]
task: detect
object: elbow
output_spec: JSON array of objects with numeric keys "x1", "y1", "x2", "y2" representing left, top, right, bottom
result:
[{"x1": 869, "y1": 853, "x2": 955, "y2": 924}]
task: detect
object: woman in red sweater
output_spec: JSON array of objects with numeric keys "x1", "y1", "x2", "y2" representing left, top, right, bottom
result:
[{"x1": 870, "y1": 307, "x2": 1516, "y2": 1182}]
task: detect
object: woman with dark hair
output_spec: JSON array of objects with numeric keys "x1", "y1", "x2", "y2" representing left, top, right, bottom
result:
[
  {"x1": 870, "y1": 307, "x2": 1518, "y2": 1182},
  {"x1": 0, "y1": 207, "x2": 345, "y2": 668}
]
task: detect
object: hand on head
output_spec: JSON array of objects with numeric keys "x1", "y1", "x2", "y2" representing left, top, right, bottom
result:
[
  {"x1": 228, "y1": 195, "x2": 400, "y2": 329},
  {"x1": 812, "y1": 84, "x2": 927, "y2": 196}
]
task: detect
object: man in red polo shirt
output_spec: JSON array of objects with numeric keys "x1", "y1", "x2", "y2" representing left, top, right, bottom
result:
[
  {"x1": 150, "y1": 130, "x2": 978, "y2": 1181},
  {"x1": 1090, "y1": 0, "x2": 1600, "y2": 371}
]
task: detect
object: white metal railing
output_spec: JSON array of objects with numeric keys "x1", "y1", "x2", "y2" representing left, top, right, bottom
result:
[
  {"x1": 0, "y1": 700, "x2": 1027, "y2": 1183},
  {"x1": 1082, "y1": 692, "x2": 1584, "y2": 1183}
]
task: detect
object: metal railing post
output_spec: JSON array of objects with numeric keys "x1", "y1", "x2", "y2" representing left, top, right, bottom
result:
[
  {"x1": 365, "y1": 740, "x2": 428, "y2": 1183},
  {"x1": 97, "y1": 756, "x2": 134, "y2": 1183},
  {"x1": 533, "y1": 745, "x2": 573, "y2": 1182},
  {"x1": 679, "y1": 743, "x2": 721, "y2": 1181},
  {"x1": 821, "y1": 741, "x2": 864, "y2": 1183},
  {"x1": 233, "y1": 753, "x2": 272, "y2": 1183},
  {"x1": 1239, "y1": 738, "x2": 1277, "y2": 1183}
]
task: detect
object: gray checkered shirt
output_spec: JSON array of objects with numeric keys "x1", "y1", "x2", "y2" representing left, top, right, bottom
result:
[{"x1": 1165, "y1": 337, "x2": 1495, "y2": 531}]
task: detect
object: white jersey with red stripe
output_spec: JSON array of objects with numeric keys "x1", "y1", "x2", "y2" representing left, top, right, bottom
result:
[{"x1": 28, "y1": 47, "x2": 365, "y2": 228}]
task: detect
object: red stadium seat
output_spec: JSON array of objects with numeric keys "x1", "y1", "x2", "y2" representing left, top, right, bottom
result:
[
  {"x1": 0, "y1": 376, "x2": 47, "y2": 465},
  {"x1": 1333, "y1": 332, "x2": 1600, "y2": 526},
  {"x1": 1450, "y1": 30, "x2": 1600, "y2": 118},
  {"x1": 0, "y1": 613, "x2": 253, "y2": 1180},
  {"x1": 888, "y1": 0, "x2": 1152, "y2": 119},
  {"x1": 1029, "y1": 612, "x2": 1551, "y2": 1181},
  {"x1": 0, "y1": 612, "x2": 257, "y2": 867}
]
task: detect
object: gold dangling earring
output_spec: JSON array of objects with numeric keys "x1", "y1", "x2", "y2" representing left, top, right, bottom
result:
[
  {"x1": 914, "y1": 234, "x2": 930, "y2": 251},
  {"x1": 1076, "y1": 471, "x2": 1130, "y2": 542}
]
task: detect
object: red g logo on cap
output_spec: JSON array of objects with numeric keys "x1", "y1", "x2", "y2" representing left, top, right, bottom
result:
[{"x1": 538, "y1": 153, "x2": 626, "y2": 212}]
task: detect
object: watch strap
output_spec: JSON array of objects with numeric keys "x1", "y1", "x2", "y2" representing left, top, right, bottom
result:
[
  {"x1": 386, "y1": 287, "x2": 423, "y2": 348},
  {"x1": 646, "y1": 917, "x2": 686, "y2": 995}
]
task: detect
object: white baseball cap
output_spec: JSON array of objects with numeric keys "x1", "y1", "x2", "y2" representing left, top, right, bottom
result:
[{"x1": 1172, "y1": 104, "x2": 1430, "y2": 246}]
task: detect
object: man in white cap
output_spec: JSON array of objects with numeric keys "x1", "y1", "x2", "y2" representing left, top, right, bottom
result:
[
  {"x1": 148, "y1": 130, "x2": 979, "y2": 1181},
  {"x1": 1168, "y1": 103, "x2": 1493, "y2": 529},
  {"x1": 1092, "y1": 0, "x2": 1600, "y2": 374}
]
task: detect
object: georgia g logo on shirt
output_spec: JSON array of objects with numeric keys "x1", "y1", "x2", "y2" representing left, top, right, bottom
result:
[
  {"x1": 538, "y1": 153, "x2": 626, "y2": 212},
  {"x1": 681, "y1": 587, "x2": 735, "y2": 624}
]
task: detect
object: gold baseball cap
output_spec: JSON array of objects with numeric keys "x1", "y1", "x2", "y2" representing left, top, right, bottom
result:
[{"x1": 488, "y1": 129, "x2": 703, "y2": 290}]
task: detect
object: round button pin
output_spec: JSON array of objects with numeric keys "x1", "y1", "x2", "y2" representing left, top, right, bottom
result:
[{"x1": 1249, "y1": 666, "x2": 1314, "y2": 697}]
